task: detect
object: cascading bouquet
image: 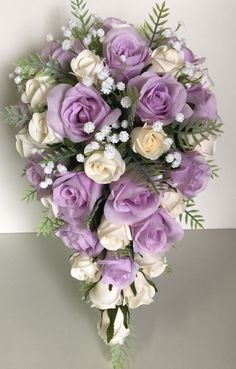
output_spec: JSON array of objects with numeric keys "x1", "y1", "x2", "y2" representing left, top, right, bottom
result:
[{"x1": 2, "y1": 0, "x2": 222, "y2": 367}]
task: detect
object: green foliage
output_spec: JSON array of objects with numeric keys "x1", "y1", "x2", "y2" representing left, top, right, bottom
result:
[
  {"x1": 35, "y1": 216, "x2": 64, "y2": 237},
  {"x1": 82, "y1": 187, "x2": 110, "y2": 231},
  {"x1": 208, "y1": 160, "x2": 220, "y2": 179},
  {"x1": 71, "y1": 0, "x2": 93, "y2": 40},
  {"x1": 15, "y1": 54, "x2": 75, "y2": 84},
  {"x1": 110, "y1": 341, "x2": 131, "y2": 369},
  {"x1": 126, "y1": 150, "x2": 166, "y2": 195},
  {"x1": 22, "y1": 186, "x2": 37, "y2": 203},
  {"x1": 1, "y1": 105, "x2": 31, "y2": 127},
  {"x1": 126, "y1": 87, "x2": 140, "y2": 131},
  {"x1": 80, "y1": 280, "x2": 98, "y2": 302},
  {"x1": 168, "y1": 120, "x2": 223, "y2": 151},
  {"x1": 140, "y1": 1, "x2": 170, "y2": 48},
  {"x1": 42, "y1": 144, "x2": 79, "y2": 165},
  {"x1": 180, "y1": 199, "x2": 205, "y2": 229}
]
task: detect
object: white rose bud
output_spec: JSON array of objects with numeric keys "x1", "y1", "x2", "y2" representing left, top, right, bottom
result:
[
  {"x1": 71, "y1": 50, "x2": 104, "y2": 83},
  {"x1": 194, "y1": 135, "x2": 217, "y2": 157},
  {"x1": 161, "y1": 191, "x2": 186, "y2": 218},
  {"x1": 135, "y1": 252, "x2": 167, "y2": 279},
  {"x1": 131, "y1": 124, "x2": 168, "y2": 160},
  {"x1": 28, "y1": 112, "x2": 61, "y2": 145},
  {"x1": 70, "y1": 253, "x2": 100, "y2": 282},
  {"x1": 98, "y1": 308, "x2": 130, "y2": 346},
  {"x1": 123, "y1": 272, "x2": 156, "y2": 309},
  {"x1": 149, "y1": 45, "x2": 184, "y2": 75},
  {"x1": 22, "y1": 76, "x2": 54, "y2": 111},
  {"x1": 97, "y1": 217, "x2": 132, "y2": 251},
  {"x1": 15, "y1": 131, "x2": 36, "y2": 158},
  {"x1": 40, "y1": 196, "x2": 59, "y2": 218},
  {"x1": 84, "y1": 148, "x2": 126, "y2": 184},
  {"x1": 89, "y1": 281, "x2": 122, "y2": 310}
]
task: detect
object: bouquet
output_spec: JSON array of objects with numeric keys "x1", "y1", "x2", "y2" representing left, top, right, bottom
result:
[{"x1": 2, "y1": 1, "x2": 222, "y2": 367}]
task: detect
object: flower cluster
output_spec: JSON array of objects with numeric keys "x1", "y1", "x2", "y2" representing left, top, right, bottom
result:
[{"x1": 3, "y1": 0, "x2": 222, "y2": 363}]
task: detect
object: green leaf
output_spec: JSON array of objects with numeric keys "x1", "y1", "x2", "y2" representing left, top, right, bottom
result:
[
  {"x1": 35, "y1": 216, "x2": 64, "y2": 237},
  {"x1": 107, "y1": 308, "x2": 118, "y2": 344},
  {"x1": 22, "y1": 186, "x2": 37, "y2": 203},
  {"x1": 71, "y1": 0, "x2": 93, "y2": 41},
  {"x1": 126, "y1": 87, "x2": 140, "y2": 131},
  {"x1": 110, "y1": 341, "x2": 131, "y2": 369},
  {"x1": 126, "y1": 149, "x2": 166, "y2": 195},
  {"x1": 208, "y1": 160, "x2": 220, "y2": 179},
  {"x1": 140, "y1": 2, "x2": 170, "y2": 48},
  {"x1": 180, "y1": 199, "x2": 205, "y2": 229},
  {"x1": 167, "y1": 119, "x2": 223, "y2": 152},
  {"x1": 15, "y1": 54, "x2": 75, "y2": 84},
  {"x1": 1, "y1": 105, "x2": 31, "y2": 127}
]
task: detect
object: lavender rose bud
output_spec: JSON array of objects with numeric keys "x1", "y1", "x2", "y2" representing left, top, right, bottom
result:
[
  {"x1": 47, "y1": 83, "x2": 121, "y2": 142},
  {"x1": 128, "y1": 71, "x2": 191, "y2": 124},
  {"x1": 103, "y1": 26, "x2": 150, "y2": 82},
  {"x1": 41, "y1": 40, "x2": 84, "y2": 70},
  {"x1": 25, "y1": 155, "x2": 50, "y2": 198},
  {"x1": 103, "y1": 17, "x2": 127, "y2": 33},
  {"x1": 98, "y1": 253, "x2": 138, "y2": 289},
  {"x1": 171, "y1": 151, "x2": 212, "y2": 198},
  {"x1": 56, "y1": 223, "x2": 103, "y2": 257},
  {"x1": 131, "y1": 208, "x2": 184, "y2": 254},
  {"x1": 52, "y1": 172, "x2": 102, "y2": 222},
  {"x1": 187, "y1": 85, "x2": 217, "y2": 122},
  {"x1": 104, "y1": 176, "x2": 161, "y2": 226}
]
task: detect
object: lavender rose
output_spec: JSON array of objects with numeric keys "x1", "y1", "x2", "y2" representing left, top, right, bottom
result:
[
  {"x1": 104, "y1": 176, "x2": 161, "y2": 226},
  {"x1": 52, "y1": 172, "x2": 102, "y2": 222},
  {"x1": 103, "y1": 17, "x2": 126, "y2": 33},
  {"x1": 187, "y1": 85, "x2": 217, "y2": 122},
  {"x1": 171, "y1": 151, "x2": 212, "y2": 198},
  {"x1": 128, "y1": 71, "x2": 191, "y2": 124},
  {"x1": 47, "y1": 83, "x2": 121, "y2": 142},
  {"x1": 25, "y1": 155, "x2": 50, "y2": 198},
  {"x1": 57, "y1": 223, "x2": 103, "y2": 256},
  {"x1": 98, "y1": 253, "x2": 138, "y2": 289},
  {"x1": 103, "y1": 26, "x2": 150, "y2": 82},
  {"x1": 42, "y1": 40, "x2": 84, "y2": 70},
  {"x1": 131, "y1": 208, "x2": 184, "y2": 254}
]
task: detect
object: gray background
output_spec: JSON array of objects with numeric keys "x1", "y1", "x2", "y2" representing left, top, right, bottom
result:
[{"x1": 0, "y1": 230, "x2": 235, "y2": 369}]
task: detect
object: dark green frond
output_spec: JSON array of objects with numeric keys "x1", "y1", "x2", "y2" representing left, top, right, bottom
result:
[
  {"x1": 1, "y1": 105, "x2": 31, "y2": 128},
  {"x1": 35, "y1": 216, "x2": 64, "y2": 237},
  {"x1": 140, "y1": 2, "x2": 170, "y2": 49},
  {"x1": 180, "y1": 199, "x2": 205, "y2": 229}
]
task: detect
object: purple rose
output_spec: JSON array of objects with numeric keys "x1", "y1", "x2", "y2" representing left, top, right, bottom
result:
[
  {"x1": 47, "y1": 83, "x2": 121, "y2": 142},
  {"x1": 41, "y1": 40, "x2": 84, "y2": 70},
  {"x1": 56, "y1": 223, "x2": 103, "y2": 256},
  {"x1": 103, "y1": 26, "x2": 150, "y2": 82},
  {"x1": 103, "y1": 17, "x2": 126, "y2": 33},
  {"x1": 104, "y1": 176, "x2": 161, "y2": 226},
  {"x1": 52, "y1": 172, "x2": 102, "y2": 222},
  {"x1": 131, "y1": 208, "x2": 184, "y2": 254},
  {"x1": 171, "y1": 151, "x2": 212, "y2": 198},
  {"x1": 187, "y1": 85, "x2": 217, "y2": 122},
  {"x1": 98, "y1": 253, "x2": 138, "y2": 288},
  {"x1": 128, "y1": 71, "x2": 191, "y2": 124},
  {"x1": 25, "y1": 155, "x2": 50, "y2": 198}
]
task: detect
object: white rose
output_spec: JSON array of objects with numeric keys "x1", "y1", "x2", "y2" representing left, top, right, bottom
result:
[
  {"x1": 84, "y1": 148, "x2": 126, "y2": 184},
  {"x1": 97, "y1": 217, "x2": 132, "y2": 251},
  {"x1": 123, "y1": 272, "x2": 156, "y2": 309},
  {"x1": 29, "y1": 112, "x2": 61, "y2": 145},
  {"x1": 161, "y1": 191, "x2": 186, "y2": 218},
  {"x1": 70, "y1": 253, "x2": 100, "y2": 282},
  {"x1": 15, "y1": 131, "x2": 35, "y2": 158},
  {"x1": 22, "y1": 76, "x2": 54, "y2": 111},
  {"x1": 135, "y1": 253, "x2": 167, "y2": 279},
  {"x1": 89, "y1": 281, "x2": 122, "y2": 310},
  {"x1": 131, "y1": 124, "x2": 168, "y2": 160},
  {"x1": 98, "y1": 308, "x2": 130, "y2": 346},
  {"x1": 195, "y1": 135, "x2": 217, "y2": 157},
  {"x1": 149, "y1": 45, "x2": 184, "y2": 75},
  {"x1": 40, "y1": 196, "x2": 59, "y2": 218},
  {"x1": 71, "y1": 50, "x2": 104, "y2": 83}
]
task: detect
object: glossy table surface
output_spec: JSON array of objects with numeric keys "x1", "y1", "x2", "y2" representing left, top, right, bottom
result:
[{"x1": 0, "y1": 230, "x2": 235, "y2": 369}]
